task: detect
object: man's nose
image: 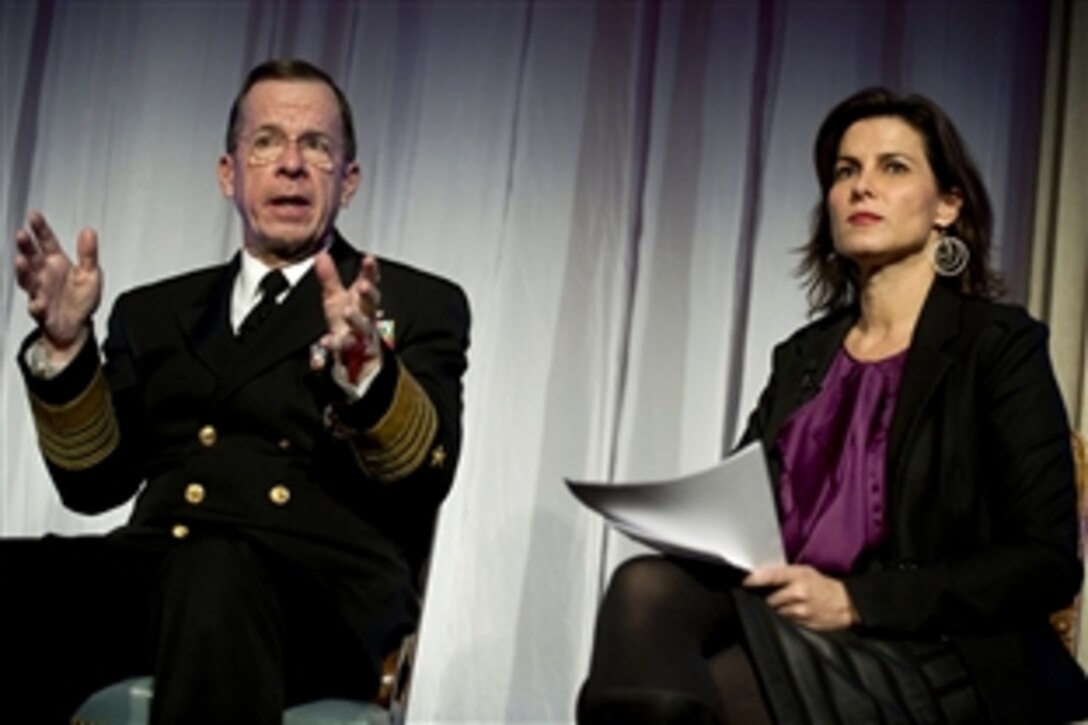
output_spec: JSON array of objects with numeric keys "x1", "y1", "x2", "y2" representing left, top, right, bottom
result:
[{"x1": 276, "y1": 140, "x2": 307, "y2": 175}]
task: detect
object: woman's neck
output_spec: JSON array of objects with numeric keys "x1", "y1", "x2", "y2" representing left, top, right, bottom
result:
[{"x1": 847, "y1": 254, "x2": 935, "y2": 361}]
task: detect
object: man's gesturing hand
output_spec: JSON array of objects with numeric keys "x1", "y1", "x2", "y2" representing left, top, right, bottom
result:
[
  {"x1": 743, "y1": 564, "x2": 859, "y2": 631},
  {"x1": 14, "y1": 211, "x2": 102, "y2": 359},
  {"x1": 313, "y1": 251, "x2": 382, "y2": 385}
]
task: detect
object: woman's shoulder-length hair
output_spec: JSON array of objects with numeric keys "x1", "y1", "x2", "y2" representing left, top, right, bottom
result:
[{"x1": 798, "y1": 87, "x2": 1003, "y2": 314}]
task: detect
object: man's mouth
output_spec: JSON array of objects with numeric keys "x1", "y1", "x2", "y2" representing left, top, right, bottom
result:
[
  {"x1": 267, "y1": 195, "x2": 312, "y2": 219},
  {"x1": 269, "y1": 195, "x2": 311, "y2": 208}
]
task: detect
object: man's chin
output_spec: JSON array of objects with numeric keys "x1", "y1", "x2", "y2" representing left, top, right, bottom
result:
[{"x1": 248, "y1": 228, "x2": 332, "y2": 264}]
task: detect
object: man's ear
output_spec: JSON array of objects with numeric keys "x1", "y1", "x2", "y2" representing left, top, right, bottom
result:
[
  {"x1": 217, "y1": 154, "x2": 236, "y2": 198},
  {"x1": 340, "y1": 161, "x2": 361, "y2": 207}
]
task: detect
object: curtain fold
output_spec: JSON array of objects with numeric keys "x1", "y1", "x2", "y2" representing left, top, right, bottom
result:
[
  {"x1": 1029, "y1": 0, "x2": 1088, "y2": 434},
  {"x1": 1028, "y1": 0, "x2": 1088, "y2": 661}
]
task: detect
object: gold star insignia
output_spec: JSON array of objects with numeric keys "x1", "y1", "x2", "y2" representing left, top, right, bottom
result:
[{"x1": 430, "y1": 445, "x2": 447, "y2": 468}]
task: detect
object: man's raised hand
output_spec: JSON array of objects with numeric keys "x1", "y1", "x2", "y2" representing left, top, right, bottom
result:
[
  {"x1": 313, "y1": 251, "x2": 382, "y2": 385},
  {"x1": 14, "y1": 211, "x2": 102, "y2": 359}
]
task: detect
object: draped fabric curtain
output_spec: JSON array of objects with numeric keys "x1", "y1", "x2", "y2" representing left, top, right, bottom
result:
[
  {"x1": 1028, "y1": 0, "x2": 1088, "y2": 655},
  {"x1": 1030, "y1": 0, "x2": 1088, "y2": 433},
  {"x1": 0, "y1": 1, "x2": 1069, "y2": 721}
]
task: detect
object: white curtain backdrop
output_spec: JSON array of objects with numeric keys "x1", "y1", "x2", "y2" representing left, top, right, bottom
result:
[{"x1": 1, "y1": 1, "x2": 1058, "y2": 721}]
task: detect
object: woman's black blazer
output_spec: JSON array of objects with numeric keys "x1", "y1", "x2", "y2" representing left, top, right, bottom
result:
[{"x1": 740, "y1": 279, "x2": 1087, "y2": 722}]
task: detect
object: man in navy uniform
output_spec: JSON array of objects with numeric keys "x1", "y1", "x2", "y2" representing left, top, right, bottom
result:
[{"x1": 8, "y1": 58, "x2": 469, "y2": 723}]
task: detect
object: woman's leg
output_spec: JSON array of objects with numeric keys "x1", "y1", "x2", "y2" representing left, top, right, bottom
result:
[
  {"x1": 577, "y1": 555, "x2": 771, "y2": 724},
  {"x1": 708, "y1": 643, "x2": 773, "y2": 725}
]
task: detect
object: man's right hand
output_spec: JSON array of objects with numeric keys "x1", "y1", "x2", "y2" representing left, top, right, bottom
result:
[{"x1": 14, "y1": 211, "x2": 102, "y2": 362}]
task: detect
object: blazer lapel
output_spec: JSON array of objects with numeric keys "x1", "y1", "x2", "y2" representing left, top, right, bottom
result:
[
  {"x1": 175, "y1": 255, "x2": 240, "y2": 379},
  {"x1": 207, "y1": 236, "x2": 362, "y2": 409},
  {"x1": 763, "y1": 312, "x2": 853, "y2": 450},
  {"x1": 748, "y1": 310, "x2": 852, "y2": 490},
  {"x1": 886, "y1": 281, "x2": 962, "y2": 486},
  {"x1": 758, "y1": 283, "x2": 963, "y2": 483}
]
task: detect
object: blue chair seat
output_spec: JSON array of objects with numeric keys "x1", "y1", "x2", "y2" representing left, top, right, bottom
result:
[{"x1": 71, "y1": 677, "x2": 398, "y2": 725}]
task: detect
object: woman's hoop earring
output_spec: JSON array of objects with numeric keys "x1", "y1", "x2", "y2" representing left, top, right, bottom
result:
[{"x1": 933, "y1": 230, "x2": 969, "y2": 277}]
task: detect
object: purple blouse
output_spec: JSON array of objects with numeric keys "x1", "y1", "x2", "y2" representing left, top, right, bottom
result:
[{"x1": 775, "y1": 347, "x2": 908, "y2": 574}]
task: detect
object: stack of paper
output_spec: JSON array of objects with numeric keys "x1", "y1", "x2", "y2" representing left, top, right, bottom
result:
[{"x1": 565, "y1": 444, "x2": 785, "y2": 571}]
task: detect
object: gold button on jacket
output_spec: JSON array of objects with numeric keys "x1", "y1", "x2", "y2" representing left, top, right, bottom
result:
[
  {"x1": 268, "y1": 485, "x2": 291, "y2": 506},
  {"x1": 184, "y1": 482, "x2": 205, "y2": 504},
  {"x1": 171, "y1": 523, "x2": 190, "y2": 540},
  {"x1": 197, "y1": 425, "x2": 217, "y2": 447}
]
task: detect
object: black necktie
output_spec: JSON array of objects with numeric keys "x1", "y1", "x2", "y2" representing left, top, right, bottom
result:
[{"x1": 239, "y1": 269, "x2": 289, "y2": 339}]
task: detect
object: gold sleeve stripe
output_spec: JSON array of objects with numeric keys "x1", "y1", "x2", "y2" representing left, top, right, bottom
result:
[
  {"x1": 29, "y1": 367, "x2": 120, "y2": 471},
  {"x1": 351, "y1": 361, "x2": 439, "y2": 483}
]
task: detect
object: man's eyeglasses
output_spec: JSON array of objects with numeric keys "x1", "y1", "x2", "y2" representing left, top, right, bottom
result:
[{"x1": 240, "y1": 129, "x2": 340, "y2": 171}]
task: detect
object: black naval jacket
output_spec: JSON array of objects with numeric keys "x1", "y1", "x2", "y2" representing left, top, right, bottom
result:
[
  {"x1": 739, "y1": 279, "x2": 1087, "y2": 722},
  {"x1": 19, "y1": 233, "x2": 469, "y2": 603}
]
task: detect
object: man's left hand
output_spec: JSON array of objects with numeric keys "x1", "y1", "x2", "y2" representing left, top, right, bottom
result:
[
  {"x1": 743, "y1": 564, "x2": 859, "y2": 631},
  {"x1": 313, "y1": 251, "x2": 382, "y2": 385}
]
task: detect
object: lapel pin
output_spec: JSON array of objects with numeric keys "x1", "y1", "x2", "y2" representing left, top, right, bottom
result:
[
  {"x1": 377, "y1": 317, "x2": 395, "y2": 349},
  {"x1": 310, "y1": 343, "x2": 329, "y2": 371}
]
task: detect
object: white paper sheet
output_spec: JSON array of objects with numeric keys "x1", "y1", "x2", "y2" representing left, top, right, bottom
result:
[{"x1": 565, "y1": 444, "x2": 785, "y2": 571}]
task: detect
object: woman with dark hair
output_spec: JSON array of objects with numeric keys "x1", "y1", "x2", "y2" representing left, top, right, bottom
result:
[{"x1": 577, "y1": 88, "x2": 1088, "y2": 724}]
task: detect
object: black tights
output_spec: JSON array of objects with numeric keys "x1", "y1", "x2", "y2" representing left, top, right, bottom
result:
[{"x1": 578, "y1": 556, "x2": 773, "y2": 725}]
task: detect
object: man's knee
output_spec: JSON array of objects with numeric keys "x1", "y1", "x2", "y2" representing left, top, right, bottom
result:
[{"x1": 154, "y1": 535, "x2": 282, "y2": 639}]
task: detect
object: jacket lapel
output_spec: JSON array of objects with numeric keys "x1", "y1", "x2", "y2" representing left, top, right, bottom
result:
[
  {"x1": 174, "y1": 255, "x2": 240, "y2": 379},
  {"x1": 886, "y1": 281, "x2": 962, "y2": 487},
  {"x1": 749, "y1": 310, "x2": 851, "y2": 488},
  {"x1": 764, "y1": 312, "x2": 853, "y2": 450},
  {"x1": 196, "y1": 236, "x2": 362, "y2": 410},
  {"x1": 759, "y1": 282, "x2": 963, "y2": 488}
]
